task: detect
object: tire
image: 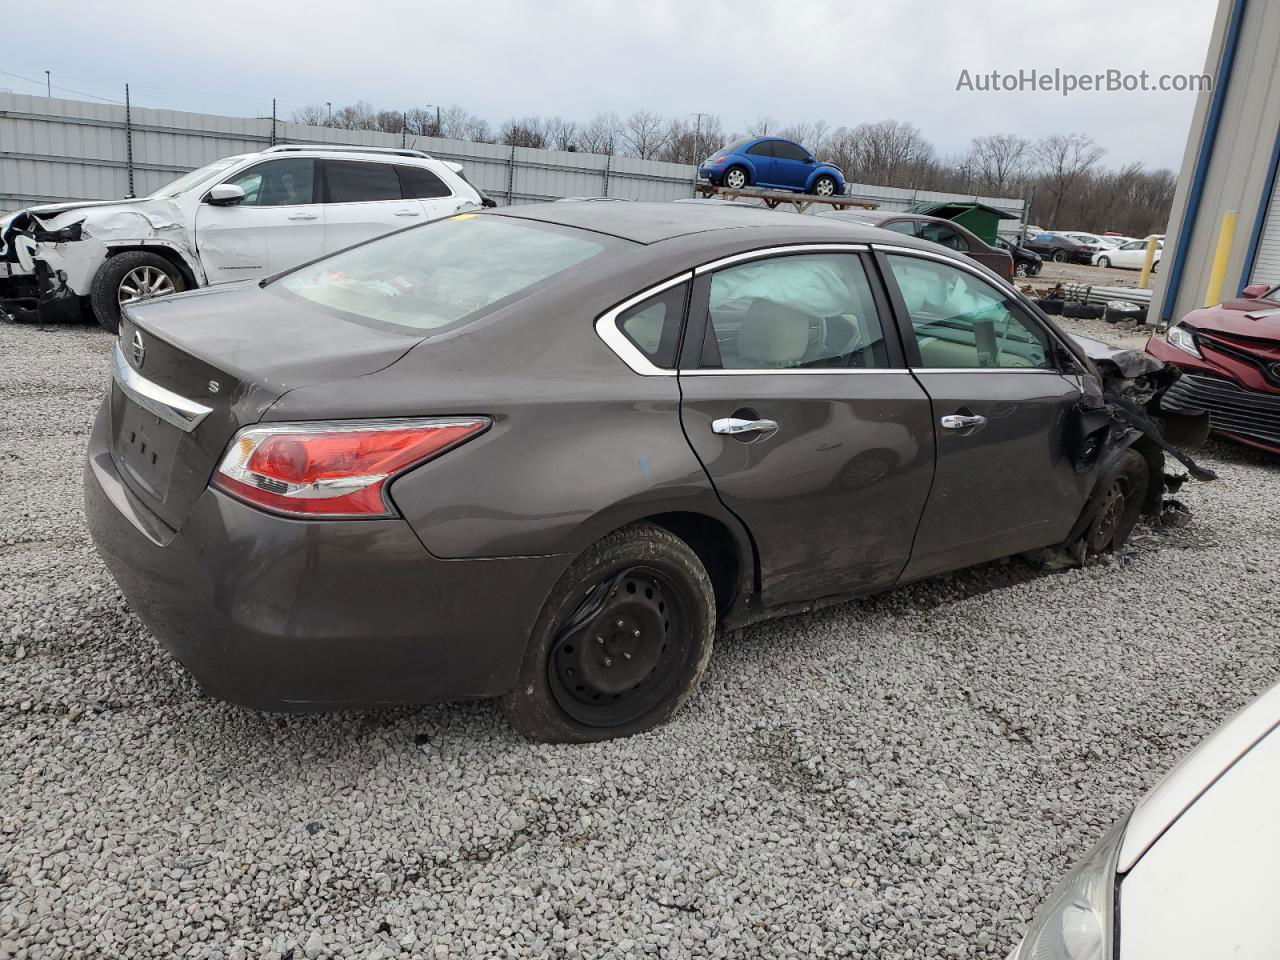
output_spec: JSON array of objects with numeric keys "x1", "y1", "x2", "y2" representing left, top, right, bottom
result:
[
  {"x1": 811, "y1": 174, "x2": 838, "y2": 197},
  {"x1": 1036, "y1": 298, "x2": 1064, "y2": 315},
  {"x1": 500, "y1": 522, "x2": 716, "y2": 743},
  {"x1": 89, "y1": 251, "x2": 186, "y2": 333},
  {"x1": 1051, "y1": 250, "x2": 1068, "y2": 263},
  {"x1": 1015, "y1": 262, "x2": 1030, "y2": 278},
  {"x1": 1151, "y1": 260, "x2": 1159, "y2": 275},
  {"x1": 1097, "y1": 256, "x2": 1111, "y2": 269},
  {"x1": 723, "y1": 166, "x2": 749, "y2": 190},
  {"x1": 1084, "y1": 450, "x2": 1149, "y2": 554}
]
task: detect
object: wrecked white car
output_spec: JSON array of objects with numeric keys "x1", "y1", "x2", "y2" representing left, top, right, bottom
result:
[{"x1": 0, "y1": 145, "x2": 493, "y2": 331}]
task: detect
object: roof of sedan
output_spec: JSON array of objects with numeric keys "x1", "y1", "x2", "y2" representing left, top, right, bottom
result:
[{"x1": 490, "y1": 200, "x2": 878, "y2": 245}]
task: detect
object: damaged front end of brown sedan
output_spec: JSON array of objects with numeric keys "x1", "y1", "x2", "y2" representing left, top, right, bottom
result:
[{"x1": 1032, "y1": 333, "x2": 1216, "y2": 569}]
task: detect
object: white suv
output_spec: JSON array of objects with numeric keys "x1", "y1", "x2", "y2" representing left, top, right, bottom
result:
[{"x1": 0, "y1": 145, "x2": 492, "y2": 331}]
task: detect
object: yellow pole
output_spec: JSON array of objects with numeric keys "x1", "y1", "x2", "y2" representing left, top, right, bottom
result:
[
  {"x1": 1138, "y1": 236, "x2": 1160, "y2": 289},
  {"x1": 1202, "y1": 210, "x2": 1238, "y2": 306}
]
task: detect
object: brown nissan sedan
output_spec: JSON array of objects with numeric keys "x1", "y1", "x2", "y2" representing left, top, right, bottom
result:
[{"x1": 84, "y1": 202, "x2": 1208, "y2": 741}]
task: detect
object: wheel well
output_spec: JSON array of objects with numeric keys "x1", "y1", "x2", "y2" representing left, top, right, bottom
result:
[
  {"x1": 645, "y1": 512, "x2": 743, "y2": 616},
  {"x1": 105, "y1": 245, "x2": 199, "y2": 289}
]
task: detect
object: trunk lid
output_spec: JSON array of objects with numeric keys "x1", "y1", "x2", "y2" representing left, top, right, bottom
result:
[{"x1": 112, "y1": 282, "x2": 423, "y2": 529}]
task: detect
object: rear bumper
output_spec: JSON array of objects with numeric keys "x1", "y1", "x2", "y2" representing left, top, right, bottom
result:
[
  {"x1": 1147, "y1": 337, "x2": 1280, "y2": 454},
  {"x1": 83, "y1": 400, "x2": 568, "y2": 709}
]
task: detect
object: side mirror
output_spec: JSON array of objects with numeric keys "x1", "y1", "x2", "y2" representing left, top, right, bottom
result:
[
  {"x1": 1242, "y1": 283, "x2": 1269, "y2": 298},
  {"x1": 205, "y1": 183, "x2": 245, "y2": 206}
]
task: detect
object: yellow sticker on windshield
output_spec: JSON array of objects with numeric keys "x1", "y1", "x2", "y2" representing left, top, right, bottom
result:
[{"x1": 450, "y1": 213, "x2": 478, "y2": 220}]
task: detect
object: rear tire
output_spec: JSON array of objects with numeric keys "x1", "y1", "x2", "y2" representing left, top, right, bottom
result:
[
  {"x1": 501, "y1": 523, "x2": 716, "y2": 743},
  {"x1": 90, "y1": 251, "x2": 186, "y2": 333},
  {"x1": 723, "y1": 166, "x2": 748, "y2": 190},
  {"x1": 1052, "y1": 250, "x2": 1068, "y2": 263},
  {"x1": 1084, "y1": 450, "x2": 1149, "y2": 553},
  {"x1": 1097, "y1": 256, "x2": 1111, "y2": 268}
]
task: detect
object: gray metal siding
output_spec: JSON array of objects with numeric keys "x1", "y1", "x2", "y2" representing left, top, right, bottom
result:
[
  {"x1": 1249, "y1": 156, "x2": 1280, "y2": 285},
  {"x1": 1151, "y1": 0, "x2": 1280, "y2": 320},
  {"x1": 1, "y1": 92, "x2": 1026, "y2": 220}
]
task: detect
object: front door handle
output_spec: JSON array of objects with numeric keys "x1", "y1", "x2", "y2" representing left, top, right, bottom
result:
[
  {"x1": 712, "y1": 417, "x2": 779, "y2": 436},
  {"x1": 940, "y1": 414, "x2": 987, "y2": 430},
  {"x1": 394, "y1": 209, "x2": 422, "y2": 217},
  {"x1": 287, "y1": 212, "x2": 318, "y2": 221}
]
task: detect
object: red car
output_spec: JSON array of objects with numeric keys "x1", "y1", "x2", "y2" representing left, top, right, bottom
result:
[{"x1": 1147, "y1": 281, "x2": 1280, "y2": 454}]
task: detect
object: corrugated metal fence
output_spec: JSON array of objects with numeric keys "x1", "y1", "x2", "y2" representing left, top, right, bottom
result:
[{"x1": 1, "y1": 92, "x2": 1027, "y2": 221}]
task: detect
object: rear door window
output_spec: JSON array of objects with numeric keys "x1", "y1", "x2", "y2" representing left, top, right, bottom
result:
[
  {"x1": 397, "y1": 165, "x2": 453, "y2": 199},
  {"x1": 695, "y1": 253, "x2": 890, "y2": 370},
  {"x1": 919, "y1": 223, "x2": 969, "y2": 251},
  {"x1": 323, "y1": 160, "x2": 404, "y2": 203}
]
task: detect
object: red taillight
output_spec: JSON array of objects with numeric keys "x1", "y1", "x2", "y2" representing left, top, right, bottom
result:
[{"x1": 212, "y1": 418, "x2": 490, "y2": 518}]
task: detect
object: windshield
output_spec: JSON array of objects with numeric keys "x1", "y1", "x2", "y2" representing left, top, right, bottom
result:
[
  {"x1": 274, "y1": 214, "x2": 609, "y2": 333},
  {"x1": 146, "y1": 157, "x2": 242, "y2": 198}
]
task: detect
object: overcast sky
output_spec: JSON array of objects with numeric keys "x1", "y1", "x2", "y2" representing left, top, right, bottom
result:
[{"x1": 5, "y1": 0, "x2": 1218, "y2": 171}]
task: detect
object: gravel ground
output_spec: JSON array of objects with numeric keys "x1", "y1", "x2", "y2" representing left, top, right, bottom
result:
[{"x1": 2, "y1": 319, "x2": 1278, "y2": 960}]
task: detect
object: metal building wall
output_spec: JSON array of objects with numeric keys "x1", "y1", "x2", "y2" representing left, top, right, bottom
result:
[
  {"x1": 1150, "y1": 0, "x2": 1280, "y2": 324},
  {"x1": 1, "y1": 92, "x2": 1025, "y2": 219}
]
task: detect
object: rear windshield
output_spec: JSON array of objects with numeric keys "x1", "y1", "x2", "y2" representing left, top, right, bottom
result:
[{"x1": 273, "y1": 215, "x2": 608, "y2": 333}]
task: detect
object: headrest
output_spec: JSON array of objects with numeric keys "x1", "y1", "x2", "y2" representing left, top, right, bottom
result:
[{"x1": 737, "y1": 299, "x2": 811, "y2": 366}]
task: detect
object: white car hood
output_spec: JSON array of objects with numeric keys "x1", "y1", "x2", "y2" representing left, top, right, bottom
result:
[
  {"x1": 1119, "y1": 713, "x2": 1280, "y2": 959},
  {"x1": 1119, "y1": 680, "x2": 1280, "y2": 871}
]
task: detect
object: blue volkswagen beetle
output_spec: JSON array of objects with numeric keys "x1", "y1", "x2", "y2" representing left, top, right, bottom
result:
[{"x1": 698, "y1": 137, "x2": 846, "y2": 197}]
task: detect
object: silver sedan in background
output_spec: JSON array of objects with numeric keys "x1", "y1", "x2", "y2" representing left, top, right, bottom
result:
[{"x1": 1008, "y1": 681, "x2": 1280, "y2": 959}]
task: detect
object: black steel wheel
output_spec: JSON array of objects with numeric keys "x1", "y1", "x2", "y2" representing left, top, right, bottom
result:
[
  {"x1": 1084, "y1": 450, "x2": 1149, "y2": 553},
  {"x1": 547, "y1": 565, "x2": 693, "y2": 727},
  {"x1": 501, "y1": 523, "x2": 716, "y2": 742}
]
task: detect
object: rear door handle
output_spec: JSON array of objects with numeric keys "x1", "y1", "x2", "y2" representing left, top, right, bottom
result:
[
  {"x1": 394, "y1": 209, "x2": 422, "y2": 217},
  {"x1": 287, "y1": 212, "x2": 318, "y2": 221},
  {"x1": 940, "y1": 414, "x2": 987, "y2": 430},
  {"x1": 712, "y1": 417, "x2": 779, "y2": 436}
]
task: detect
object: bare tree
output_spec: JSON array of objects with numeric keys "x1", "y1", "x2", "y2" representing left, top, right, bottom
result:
[
  {"x1": 545, "y1": 115, "x2": 579, "y2": 151},
  {"x1": 290, "y1": 104, "x2": 328, "y2": 126},
  {"x1": 374, "y1": 110, "x2": 405, "y2": 135},
  {"x1": 1034, "y1": 133, "x2": 1105, "y2": 226},
  {"x1": 500, "y1": 116, "x2": 548, "y2": 148},
  {"x1": 846, "y1": 119, "x2": 934, "y2": 187},
  {"x1": 330, "y1": 100, "x2": 377, "y2": 131},
  {"x1": 405, "y1": 107, "x2": 440, "y2": 137},
  {"x1": 464, "y1": 115, "x2": 495, "y2": 143},
  {"x1": 578, "y1": 112, "x2": 623, "y2": 155},
  {"x1": 438, "y1": 105, "x2": 471, "y2": 140},
  {"x1": 746, "y1": 116, "x2": 776, "y2": 136},
  {"x1": 968, "y1": 134, "x2": 1030, "y2": 195},
  {"x1": 621, "y1": 110, "x2": 668, "y2": 160}
]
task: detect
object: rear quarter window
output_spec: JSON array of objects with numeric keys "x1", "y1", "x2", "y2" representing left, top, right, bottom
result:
[{"x1": 273, "y1": 215, "x2": 610, "y2": 334}]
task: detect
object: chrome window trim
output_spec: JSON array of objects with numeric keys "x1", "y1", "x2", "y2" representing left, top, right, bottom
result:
[
  {"x1": 682, "y1": 368, "x2": 910, "y2": 377},
  {"x1": 908, "y1": 367, "x2": 1066, "y2": 375},
  {"x1": 693, "y1": 243, "x2": 870, "y2": 275},
  {"x1": 593, "y1": 272, "x2": 693, "y2": 376},
  {"x1": 111, "y1": 341, "x2": 213, "y2": 432}
]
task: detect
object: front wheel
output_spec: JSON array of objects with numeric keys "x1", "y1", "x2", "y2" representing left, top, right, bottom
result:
[
  {"x1": 811, "y1": 175, "x2": 838, "y2": 197},
  {"x1": 1015, "y1": 262, "x2": 1029, "y2": 278},
  {"x1": 501, "y1": 523, "x2": 716, "y2": 742},
  {"x1": 723, "y1": 166, "x2": 748, "y2": 190},
  {"x1": 1097, "y1": 256, "x2": 1111, "y2": 268},
  {"x1": 89, "y1": 251, "x2": 186, "y2": 333},
  {"x1": 1084, "y1": 450, "x2": 1149, "y2": 554}
]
